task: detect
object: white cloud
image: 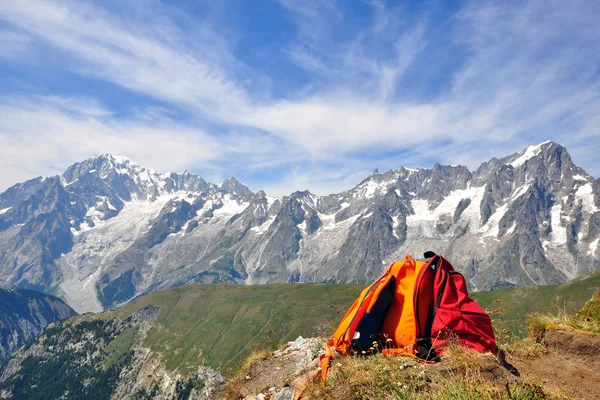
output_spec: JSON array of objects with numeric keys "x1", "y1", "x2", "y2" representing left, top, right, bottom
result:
[
  {"x1": 0, "y1": 0, "x2": 250, "y2": 120},
  {"x1": 262, "y1": 0, "x2": 600, "y2": 168},
  {"x1": 0, "y1": 96, "x2": 219, "y2": 190}
]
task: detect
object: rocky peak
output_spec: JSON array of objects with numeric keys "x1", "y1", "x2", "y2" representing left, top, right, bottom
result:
[
  {"x1": 417, "y1": 163, "x2": 471, "y2": 206},
  {"x1": 276, "y1": 197, "x2": 306, "y2": 225},
  {"x1": 291, "y1": 190, "x2": 312, "y2": 198},
  {"x1": 0, "y1": 176, "x2": 46, "y2": 210},
  {"x1": 220, "y1": 177, "x2": 253, "y2": 199},
  {"x1": 166, "y1": 171, "x2": 210, "y2": 193},
  {"x1": 63, "y1": 154, "x2": 132, "y2": 183},
  {"x1": 499, "y1": 141, "x2": 580, "y2": 177}
]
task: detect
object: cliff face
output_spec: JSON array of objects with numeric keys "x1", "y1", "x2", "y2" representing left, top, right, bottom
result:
[{"x1": 0, "y1": 288, "x2": 76, "y2": 364}]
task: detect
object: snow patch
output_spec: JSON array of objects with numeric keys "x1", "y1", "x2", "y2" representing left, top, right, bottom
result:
[
  {"x1": 479, "y1": 203, "x2": 508, "y2": 237},
  {"x1": 510, "y1": 142, "x2": 548, "y2": 168},
  {"x1": 112, "y1": 155, "x2": 133, "y2": 164},
  {"x1": 547, "y1": 204, "x2": 567, "y2": 247},
  {"x1": 407, "y1": 185, "x2": 486, "y2": 236},
  {"x1": 392, "y1": 216, "x2": 402, "y2": 239},
  {"x1": 511, "y1": 184, "x2": 530, "y2": 200},
  {"x1": 212, "y1": 195, "x2": 249, "y2": 216},
  {"x1": 505, "y1": 222, "x2": 516, "y2": 236},
  {"x1": 251, "y1": 216, "x2": 276, "y2": 234},
  {"x1": 0, "y1": 206, "x2": 11, "y2": 215},
  {"x1": 588, "y1": 238, "x2": 599, "y2": 256},
  {"x1": 266, "y1": 197, "x2": 278, "y2": 207},
  {"x1": 362, "y1": 180, "x2": 380, "y2": 198},
  {"x1": 64, "y1": 178, "x2": 79, "y2": 187},
  {"x1": 298, "y1": 220, "x2": 308, "y2": 235},
  {"x1": 410, "y1": 199, "x2": 432, "y2": 219},
  {"x1": 355, "y1": 178, "x2": 396, "y2": 199},
  {"x1": 318, "y1": 212, "x2": 359, "y2": 232},
  {"x1": 575, "y1": 183, "x2": 598, "y2": 213},
  {"x1": 587, "y1": 237, "x2": 599, "y2": 256}
]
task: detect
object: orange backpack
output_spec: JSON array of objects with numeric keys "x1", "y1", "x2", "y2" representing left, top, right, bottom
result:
[{"x1": 318, "y1": 254, "x2": 496, "y2": 380}]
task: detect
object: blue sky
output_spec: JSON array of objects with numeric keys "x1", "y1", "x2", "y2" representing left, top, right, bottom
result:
[{"x1": 0, "y1": 0, "x2": 598, "y2": 196}]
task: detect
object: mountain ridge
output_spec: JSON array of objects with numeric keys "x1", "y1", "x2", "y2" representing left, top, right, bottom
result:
[
  {"x1": 0, "y1": 288, "x2": 76, "y2": 364},
  {"x1": 0, "y1": 141, "x2": 599, "y2": 312}
]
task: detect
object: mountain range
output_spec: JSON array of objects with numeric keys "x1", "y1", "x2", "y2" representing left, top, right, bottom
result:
[{"x1": 0, "y1": 141, "x2": 598, "y2": 312}]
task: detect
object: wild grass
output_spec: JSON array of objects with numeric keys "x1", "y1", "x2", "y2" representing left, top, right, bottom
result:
[
  {"x1": 472, "y1": 270, "x2": 600, "y2": 336},
  {"x1": 501, "y1": 337, "x2": 547, "y2": 358},
  {"x1": 526, "y1": 305, "x2": 600, "y2": 342},
  {"x1": 302, "y1": 348, "x2": 554, "y2": 400}
]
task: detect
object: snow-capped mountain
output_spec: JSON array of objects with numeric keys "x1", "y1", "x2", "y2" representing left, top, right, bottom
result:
[{"x1": 0, "y1": 142, "x2": 598, "y2": 313}]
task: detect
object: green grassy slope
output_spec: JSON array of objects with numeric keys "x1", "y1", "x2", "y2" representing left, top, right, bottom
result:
[
  {"x1": 472, "y1": 270, "x2": 600, "y2": 335},
  {"x1": 107, "y1": 283, "x2": 365, "y2": 374}
]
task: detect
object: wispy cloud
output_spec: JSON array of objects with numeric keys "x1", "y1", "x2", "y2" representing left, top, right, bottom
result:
[
  {"x1": 0, "y1": 0, "x2": 250, "y2": 119},
  {"x1": 0, "y1": 95, "x2": 218, "y2": 189},
  {"x1": 0, "y1": 0, "x2": 598, "y2": 195}
]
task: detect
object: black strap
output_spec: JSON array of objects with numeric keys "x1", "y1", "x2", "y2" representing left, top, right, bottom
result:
[{"x1": 423, "y1": 251, "x2": 436, "y2": 259}]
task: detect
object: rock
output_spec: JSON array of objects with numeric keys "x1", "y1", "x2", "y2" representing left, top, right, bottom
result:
[
  {"x1": 273, "y1": 386, "x2": 294, "y2": 400},
  {"x1": 232, "y1": 336, "x2": 323, "y2": 398}
]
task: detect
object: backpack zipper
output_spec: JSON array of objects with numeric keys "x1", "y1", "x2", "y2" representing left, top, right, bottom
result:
[
  {"x1": 460, "y1": 310, "x2": 490, "y2": 318},
  {"x1": 436, "y1": 271, "x2": 448, "y2": 308}
]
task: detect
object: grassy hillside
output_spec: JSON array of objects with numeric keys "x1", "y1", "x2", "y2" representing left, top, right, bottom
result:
[
  {"x1": 105, "y1": 283, "x2": 365, "y2": 374},
  {"x1": 472, "y1": 270, "x2": 600, "y2": 335}
]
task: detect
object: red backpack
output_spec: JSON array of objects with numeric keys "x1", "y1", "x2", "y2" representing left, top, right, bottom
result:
[{"x1": 425, "y1": 253, "x2": 497, "y2": 353}]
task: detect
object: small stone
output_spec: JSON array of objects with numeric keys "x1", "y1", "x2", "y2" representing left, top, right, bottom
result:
[{"x1": 273, "y1": 386, "x2": 294, "y2": 400}]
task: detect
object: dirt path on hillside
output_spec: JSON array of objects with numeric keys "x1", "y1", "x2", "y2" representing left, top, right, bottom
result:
[{"x1": 510, "y1": 330, "x2": 600, "y2": 400}]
